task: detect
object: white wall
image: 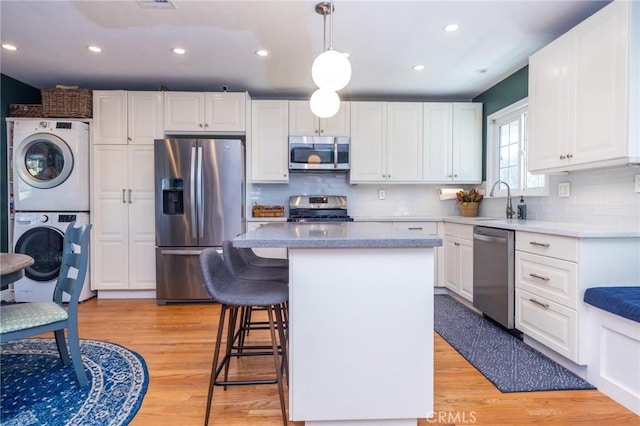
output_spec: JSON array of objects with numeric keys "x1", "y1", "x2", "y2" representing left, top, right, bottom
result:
[
  {"x1": 250, "y1": 167, "x2": 640, "y2": 228},
  {"x1": 480, "y1": 167, "x2": 640, "y2": 228}
]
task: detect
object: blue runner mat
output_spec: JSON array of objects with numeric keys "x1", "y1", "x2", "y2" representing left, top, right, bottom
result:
[{"x1": 434, "y1": 294, "x2": 595, "y2": 392}]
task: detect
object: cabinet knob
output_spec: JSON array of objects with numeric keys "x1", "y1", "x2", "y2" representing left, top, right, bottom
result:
[
  {"x1": 205, "y1": 123, "x2": 209, "y2": 128},
  {"x1": 454, "y1": 174, "x2": 458, "y2": 178},
  {"x1": 448, "y1": 174, "x2": 452, "y2": 178},
  {"x1": 199, "y1": 123, "x2": 204, "y2": 128},
  {"x1": 127, "y1": 137, "x2": 132, "y2": 141},
  {"x1": 560, "y1": 155, "x2": 566, "y2": 160},
  {"x1": 567, "y1": 153, "x2": 573, "y2": 158},
  {"x1": 319, "y1": 129, "x2": 324, "y2": 134},
  {"x1": 314, "y1": 129, "x2": 319, "y2": 134}
]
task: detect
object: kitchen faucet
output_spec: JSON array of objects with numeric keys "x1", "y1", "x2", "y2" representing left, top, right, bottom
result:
[{"x1": 489, "y1": 180, "x2": 514, "y2": 219}]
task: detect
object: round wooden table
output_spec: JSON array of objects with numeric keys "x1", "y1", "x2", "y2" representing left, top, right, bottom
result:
[{"x1": 0, "y1": 253, "x2": 35, "y2": 289}]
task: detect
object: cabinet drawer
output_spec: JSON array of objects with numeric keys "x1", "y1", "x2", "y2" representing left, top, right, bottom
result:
[
  {"x1": 444, "y1": 223, "x2": 474, "y2": 240},
  {"x1": 516, "y1": 231, "x2": 578, "y2": 262},
  {"x1": 392, "y1": 222, "x2": 437, "y2": 234},
  {"x1": 516, "y1": 251, "x2": 578, "y2": 308},
  {"x1": 516, "y1": 288, "x2": 577, "y2": 362}
]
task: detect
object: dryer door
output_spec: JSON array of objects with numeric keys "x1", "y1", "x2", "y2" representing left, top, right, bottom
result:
[
  {"x1": 14, "y1": 133, "x2": 74, "y2": 189},
  {"x1": 14, "y1": 226, "x2": 64, "y2": 282}
]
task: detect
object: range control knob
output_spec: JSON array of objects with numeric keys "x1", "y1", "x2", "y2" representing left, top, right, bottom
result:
[{"x1": 40, "y1": 215, "x2": 49, "y2": 223}]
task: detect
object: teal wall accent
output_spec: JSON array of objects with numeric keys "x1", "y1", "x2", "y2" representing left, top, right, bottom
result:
[
  {"x1": 1, "y1": 74, "x2": 41, "y2": 252},
  {"x1": 473, "y1": 66, "x2": 529, "y2": 180}
]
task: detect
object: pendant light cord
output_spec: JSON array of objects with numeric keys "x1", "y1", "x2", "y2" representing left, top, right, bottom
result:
[{"x1": 329, "y1": 0, "x2": 334, "y2": 50}]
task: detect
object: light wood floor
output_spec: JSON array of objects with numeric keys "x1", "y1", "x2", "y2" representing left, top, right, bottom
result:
[{"x1": 73, "y1": 298, "x2": 638, "y2": 425}]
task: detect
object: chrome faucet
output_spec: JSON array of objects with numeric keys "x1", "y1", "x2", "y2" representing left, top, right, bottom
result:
[{"x1": 490, "y1": 180, "x2": 515, "y2": 219}]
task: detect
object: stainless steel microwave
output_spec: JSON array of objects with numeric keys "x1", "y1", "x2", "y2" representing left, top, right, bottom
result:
[{"x1": 288, "y1": 136, "x2": 350, "y2": 171}]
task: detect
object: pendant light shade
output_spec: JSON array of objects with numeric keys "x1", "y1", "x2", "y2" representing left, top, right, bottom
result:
[
  {"x1": 312, "y1": 49, "x2": 351, "y2": 91},
  {"x1": 309, "y1": 88, "x2": 341, "y2": 118}
]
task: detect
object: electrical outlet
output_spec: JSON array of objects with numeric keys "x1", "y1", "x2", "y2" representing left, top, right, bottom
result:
[
  {"x1": 635, "y1": 174, "x2": 640, "y2": 193},
  {"x1": 558, "y1": 182, "x2": 571, "y2": 198},
  {"x1": 378, "y1": 189, "x2": 386, "y2": 200}
]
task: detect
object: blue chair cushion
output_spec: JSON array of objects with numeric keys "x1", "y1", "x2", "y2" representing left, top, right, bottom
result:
[
  {"x1": 584, "y1": 286, "x2": 640, "y2": 323},
  {"x1": 0, "y1": 302, "x2": 68, "y2": 334}
]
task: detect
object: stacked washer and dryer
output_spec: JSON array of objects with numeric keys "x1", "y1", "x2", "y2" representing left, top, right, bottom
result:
[{"x1": 11, "y1": 120, "x2": 95, "y2": 302}]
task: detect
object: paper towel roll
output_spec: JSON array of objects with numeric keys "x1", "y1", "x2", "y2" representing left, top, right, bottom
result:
[{"x1": 439, "y1": 188, "x2": 463, "y2": 201}]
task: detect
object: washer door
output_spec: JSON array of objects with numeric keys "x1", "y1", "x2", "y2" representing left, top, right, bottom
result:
[
  {"x1": 14, "y1": 133, "x2": 74, "y2": 189},
  {"x1": 14, "y1": 226, "x2": 64, "y2": 282}
]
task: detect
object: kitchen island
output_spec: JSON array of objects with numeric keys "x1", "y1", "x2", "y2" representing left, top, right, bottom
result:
[{"x1": 234, "y1": 222, "x2": 443, "y2": 426}]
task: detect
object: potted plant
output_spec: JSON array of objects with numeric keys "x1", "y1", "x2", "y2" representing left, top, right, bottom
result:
[{"x1": 456, "y1": 189, "x2": 484, "y2": 217}]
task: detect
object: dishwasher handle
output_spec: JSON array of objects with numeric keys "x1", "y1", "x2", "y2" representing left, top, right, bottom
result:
[{"x1": 474, "y1": 233, "x2": 508, "y2": 244}]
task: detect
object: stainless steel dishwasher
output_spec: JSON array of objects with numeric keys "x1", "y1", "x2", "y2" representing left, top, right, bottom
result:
[{"x1": 473, "y1": 226, "x2": 515, "y2": 329}]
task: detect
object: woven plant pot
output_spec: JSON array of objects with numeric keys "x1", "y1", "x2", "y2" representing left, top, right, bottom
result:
[{"x1": 459, "y1": 202, "x2": 479, "y2": 217}]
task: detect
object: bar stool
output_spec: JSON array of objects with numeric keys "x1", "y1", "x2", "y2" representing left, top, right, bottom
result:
[
  {"x1": 222, "y1": 240, "x2": 289, "y2": 358},
  {"x1": 199, "y1": 248, "x2": 288, "y2": 426},
  {"x1": 238, "y1": 247, "x2": 289, "y2": 269},
  {"x1": 223, "y1": 240, "x2": 288, "y2": 283}
]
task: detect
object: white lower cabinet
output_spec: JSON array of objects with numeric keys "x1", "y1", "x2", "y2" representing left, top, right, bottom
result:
[
  {"x1": 245, "y1": 222, "x2": 288, "y2": 259},
  {"x1": 91, "y1": 144, "x2": 156, "y2": 290},
  {"x1": 515, "y1": 230, "x2": 640, "y2": 365},
  {"x1": 444, "y1": 223, "x2": 473, "y2": 301}
]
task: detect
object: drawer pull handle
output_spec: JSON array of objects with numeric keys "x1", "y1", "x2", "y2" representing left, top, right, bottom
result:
[
  {"x1": 529, "y1": 298, "x2": 550, "y2": 309},
  {"x1": 529, "y1": 273, "x2": 550, "y2": 282},
  {"x1": 529, "y1": 241, "x2": 550, "y2": 248},
  {"x1": 408, "y1": 227, "x2": 423, "y2": 230}
]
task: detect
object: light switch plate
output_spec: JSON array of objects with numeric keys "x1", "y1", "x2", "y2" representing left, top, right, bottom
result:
[
  {"x1": 558, "y1": 182, "x2": 571, "y2": 198},
  {"x1": 635, "y1": 174, "x2": 640, "y2": 193},
  {"x1": 378, "y1": 189, "x2": 386, "y2": 200}
]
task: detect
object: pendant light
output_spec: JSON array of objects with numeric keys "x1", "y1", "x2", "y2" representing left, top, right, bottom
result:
[{"x1": 310, "y1": 1, "x2": 351, "y2": 118}]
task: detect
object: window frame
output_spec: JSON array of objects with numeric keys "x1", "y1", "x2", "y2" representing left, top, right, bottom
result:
[{"x1": 486, "y1": 97, "x2": 548, "y2": 198}]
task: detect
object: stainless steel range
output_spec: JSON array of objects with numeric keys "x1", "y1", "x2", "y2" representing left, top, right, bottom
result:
[{"x1": 287, "y1": 195, "x2": 353, "y2": 222}]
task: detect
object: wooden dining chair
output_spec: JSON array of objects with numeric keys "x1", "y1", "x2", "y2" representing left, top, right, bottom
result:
[{"x1": 0, "y1": 222, "x2": 92, "y2": 387}]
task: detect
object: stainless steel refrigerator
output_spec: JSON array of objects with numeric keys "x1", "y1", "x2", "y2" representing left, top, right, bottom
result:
[{"x1": 154, "y1": 138, "x2": 245, "y2": 304}]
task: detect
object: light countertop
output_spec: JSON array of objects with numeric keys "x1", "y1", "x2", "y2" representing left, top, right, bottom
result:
[
  {"x1": 234, "y1": 222, "x2": 443, "y2": 249},
  {"x1": 352, "y1": 216, "x2": 639, "y2": 238},
  {"x1": 246, "y1": 216, "x2": 639, "y2": 238},
  {"x1": 443, "y1": 217, "x2": 640, "y2": 238}
]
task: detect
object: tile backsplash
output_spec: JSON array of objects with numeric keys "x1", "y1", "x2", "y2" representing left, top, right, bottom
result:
[{"x1": 249, "y1": 167, "x2": 640, "y2": 228}]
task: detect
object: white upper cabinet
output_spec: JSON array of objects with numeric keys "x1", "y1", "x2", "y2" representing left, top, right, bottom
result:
[
  {"x1": 350, "y1": 102, "x2": 423, "y2": 183},
  {"x1": 528, "y1": 0, "x2": 639, "y2": 173},
  {"x1": 386, "y1": 102, "x2": 423, "y2": 182},
  {"x1": 250, "y1": 100, "x2": 289, "y2": 183},
  {"x1": 423, "y1": 102, "x2": 482, "y2": 183},
  {"x1": 164, "y1": 92, "x2": 246, "y2": 132},
  {"x1": 93, "y1": 90, "x2": 163, "y2": 145},
  {"x1": 350, "y1": 102, "x2": 387, "y2": 182},
  {"x1": 289, "y1": 100, "x2": 350, "y2": 136}
]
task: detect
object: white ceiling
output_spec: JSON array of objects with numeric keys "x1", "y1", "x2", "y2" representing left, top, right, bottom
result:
[{"x1": 0, "y1": 0, "x2": 610, "y2": 101}]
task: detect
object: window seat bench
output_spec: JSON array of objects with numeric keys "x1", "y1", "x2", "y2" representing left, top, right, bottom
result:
[{"x1": 584, "y1": 286, "x2": 640, "y2": 415}]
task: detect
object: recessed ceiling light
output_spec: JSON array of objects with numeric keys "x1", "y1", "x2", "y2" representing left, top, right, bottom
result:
[
  {"x1": 172, "y1": 47, "x2": 186, "y2": 55},
  {"x1": 413, "y1": 65, "x2": 425, "y2": 71},
  {"x1": 87, "y1": 46, "x2": 102, "y2": 53},
  {"x1": 444, "y1": 24, "x2": 459, "y2": 32},
  {"x1": 255, "y1": 49, "x2": 269, "y2": 57},
  {"x1": 2, "y1": 44, "x2": 17, "y2": 51}
]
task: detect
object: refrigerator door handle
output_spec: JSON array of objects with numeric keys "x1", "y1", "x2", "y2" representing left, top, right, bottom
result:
[
  {"x1": 160, "y1": 249, "x2": 203, "y2": 256},
  {"x1": 197, "y1": 146, "x2": 204, "y2": 238},
  {"x1": 190, "y1": 146, "x2": 197, "y2": 239}
]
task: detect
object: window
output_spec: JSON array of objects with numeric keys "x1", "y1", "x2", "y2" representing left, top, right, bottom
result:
[{"x1": 486, "y1": 98, "x2": 547, "y2": 197}]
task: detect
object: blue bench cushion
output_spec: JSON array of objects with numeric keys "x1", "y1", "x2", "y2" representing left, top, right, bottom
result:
[{"x1": 584, "y1": 287, "x2": 640, "y2": 323}]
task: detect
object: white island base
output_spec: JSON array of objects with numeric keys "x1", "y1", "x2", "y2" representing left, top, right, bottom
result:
[{"x1": 288, "y1": 247, "x2": 434, "y2": 426}]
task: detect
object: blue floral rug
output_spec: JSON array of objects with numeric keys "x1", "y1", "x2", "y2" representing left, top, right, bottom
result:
[
  {"x1": 434, "y1": 294, "x2": 595, "y2": 392},
  {"x1": 1, "y1": 338, "x2": 148, "y2": 425}
]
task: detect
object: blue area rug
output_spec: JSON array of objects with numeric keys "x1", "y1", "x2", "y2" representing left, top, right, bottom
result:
[
  {"x1": 1, "y1": 338, "x2": 148, "y2": 425},
  {"x1": 434, "y1": 294, "x2": 595, "y2": 393}
]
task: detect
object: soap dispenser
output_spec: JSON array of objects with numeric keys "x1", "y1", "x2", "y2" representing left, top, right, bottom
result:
[{"x1": 517, "y1": 196, "x2": 527, "y2": 220}]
